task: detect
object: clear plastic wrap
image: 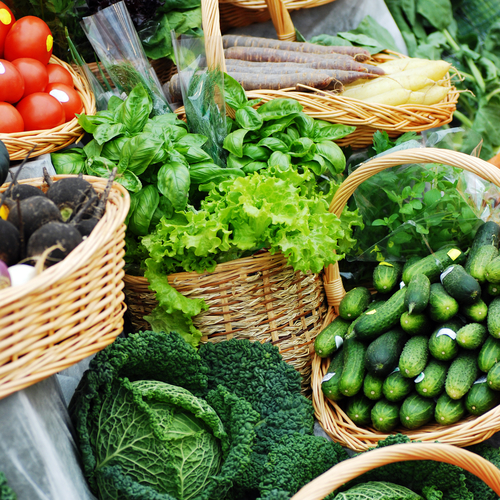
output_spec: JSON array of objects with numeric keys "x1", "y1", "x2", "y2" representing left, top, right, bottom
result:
[{"x1": 80, "y1": 1, "x2": 171, "y2": 115}]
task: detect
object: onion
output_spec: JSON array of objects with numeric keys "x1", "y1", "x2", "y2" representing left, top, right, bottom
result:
[
  {"x1": 8, "y1": 264, "x2": 37, "y2": 287},
  {"x1": 0, "y1": 260, "x2": 10, "y2": 290}
]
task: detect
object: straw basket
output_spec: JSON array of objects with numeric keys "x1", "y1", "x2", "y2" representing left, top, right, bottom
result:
[
  {"x1": 290, "y1": 442, "x2": 500, "y2": 499},
  {"x1": 0, "y1": 56, "x2": 96, "y2": 161},
  {"x1": 312, "y1": 148, "x2": 500, "y2": 451},
  {"x1": 199, "y1": 0, "x2": 459, "y2": 149},
  {"x1": 0, "y1": 175, "x2": 129, "y2": 400},
  {"x1": 124, "y1": 252, "x2": 327, "y2": 390}
]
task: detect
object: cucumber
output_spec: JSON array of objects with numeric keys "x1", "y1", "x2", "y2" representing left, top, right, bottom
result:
[
  {"x1": 345, "y1": 393, "x2": 374, "y2": 426},
  {"x1": 339, "y1": 338, "x2": 367, "y2": 397},
  {"x1": 445, "y1": 351, "x2": 479, "y2": 400},
  {"x1": 479, "y1": 336, "x2": 500, "y2": 373},
  {"x1": 400, "y1": 311, "x2": 432, "y2": 336},
  {"x1": 371, "y1": 399, "x2": 401, "y2": 432},
  {"x1": 314, "y1": 317, "x2": 350, "y2": 358},
  {"x1": 382, "y1": 369, "x2": 413, "y2": 402},
  {"x1": 402, "y1": 246, "x2": 466, "y2": 285},
  {"x1": 403, "y1": 255, "x2": 423, "y2": 274},
  {"x1": 400, "y1": 393, "x2": 435, "y2": 429},
  {"x1": 354, "y1": 288, "x2": 407, "y2": 341},
  {"x1": 486, "y1": 256, "x2": 500, "y2": 283},
  {"x1": 435, "y1": 393, "x2": 466, "y2": 425},
  {"x1": 364, "y1": 328, "x2": 408, "y2": 376},
  {"x1": 428, "y1": 283, "x2": 459, "y2": 323},
  {"x1": 466, "y1": 380, "x2": 500, "y2": 416},
  {"x1": 487, "y1": 283, "x2": 500, "y2": 297},
  {"x1": 399, "y1": 336, "x2": 429, "y2": 378},
  {"x1": 487, "y1": 297, "x2": 500, "y2": 338},
  {"x1": 405, "y1": 274, "x2": 430, "y2": 314},
  {"x1": 346, "y1": 300, "x2": 382, "y2": 340},
  {"x1": 460, "y1": 299, "x2": 488, "y2": 323},
  {"x1": 487, "y1": 361, "x2": 500, "y2": 391},
  {"x1": 466, "y1": 245, "x2": 499, "y2": 283},
  {"x1": 373, "y1": 262, "x2": 402, "y2": 293},
  {"x1": 321, "y1": 349, "x2": 345, "y2": 401},
  {"x1": 363, "y1": 372, "x2": 384, "y2": 400},
  {"x1": 441, "y1": 264, "x2": 481, "y2": 305},
  {"x1": 428, "y1": 322, "x2": 460, "y2": 361},
  {"x1": 470, "y1": 221, "x2": 500, "y2": 251},
  {"x1": 339, "y1": 287, "x2": 371, "y2": 321},
  {"x1": 415, "y1": 359, "x2": 448, "y2": 398},
  {"x1": 456, "y1": 323, "x2": 487, "y2": 350}
]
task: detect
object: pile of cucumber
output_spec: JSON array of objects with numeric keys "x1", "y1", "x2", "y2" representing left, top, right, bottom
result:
[{"x1": 316, "y1": 221, "x2": 500, "y2": 433}]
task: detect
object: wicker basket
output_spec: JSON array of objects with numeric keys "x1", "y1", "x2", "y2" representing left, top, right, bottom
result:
[
  {"x1": 0, "y1": 56, "x2": 96, "y2": 161},
  {"x1": 290, "y1": 442, "x2": 500, "y2": 499},
  {"x1": 199, "y1": 0, "x2": 459, "y2": 149},
  {"x1": 124, "y1": 252, "x2": 327, "y2": 390},
  {"x1": 312, "y1": 148, "x2": 500, "y2": 451},
  {"x1": 0, "y1": 175, "x2": 130, "y2": 400}
]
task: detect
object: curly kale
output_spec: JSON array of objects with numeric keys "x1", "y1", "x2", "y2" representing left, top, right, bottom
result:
[
  {"x1": 0, "y1": 471, "x2": 16, "y2": 500},
  {"x1": 464, "y1": 443, "x2": 500, "y2": 500}
]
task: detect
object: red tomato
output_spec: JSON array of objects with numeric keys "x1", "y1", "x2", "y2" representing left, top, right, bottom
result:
[
  {"x1": 4, "y1": 16, "x2": 53, "y2": 65},
  {"x1": 0, "y1": 101, "x2": 23, "y2": 132},
  {"x1": 0, "y1": 2, "x2": 14, "y2": 58},
  {"x1": 16, "y1": 92, "x2": 64, "y2": 131},
  {"x1": 0, "y1": 59, "x2": 24, "y2": 103},
  {"x1": 46, "y1": 64, "x2": 73, "y2": 87},
  {"x1": 12, "y1": 58, "x2": 48, "y2": 98},
  {"x1": 45, "y1": 82, "x2": 83, "y2": 122}
]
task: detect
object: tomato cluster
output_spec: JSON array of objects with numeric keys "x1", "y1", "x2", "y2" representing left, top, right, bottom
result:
[{"x1": 0, "y1": 4, "x2": 83, "y2": 134}]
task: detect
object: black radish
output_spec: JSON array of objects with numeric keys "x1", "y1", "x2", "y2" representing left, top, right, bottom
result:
[
  {"x1": 0, "y1": 140, "x2": 10, "y2": 186},
  {"x1": 0, "y1": 219, "x2": 20, "y2": 266},
  {"x1": 8, "y1": 184, "x2": 45, "y2": 201},
  {"x1": 27, "y1": 222, "x2": 83, "y2": 266},
  {"x1": 7, "y1": 196, "x2": 62, "y2": 240}
]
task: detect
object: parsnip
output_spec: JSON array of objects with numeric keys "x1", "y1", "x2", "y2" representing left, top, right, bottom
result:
[
  {"x1": 388, "y1": 60, "x2": 452, "y2": 82},
  {"x1": 364, "y1": 88, "x2": 412, "y2": 105},
  {"x1": 408, "y1": 85, "x2": 450, "y2": 105},
  {"x1": 377, "y1": 58, "x2": 430, "y2": 74},
  {"x1": 341, "y1": 74, "x2": 433, "y2": 99}
]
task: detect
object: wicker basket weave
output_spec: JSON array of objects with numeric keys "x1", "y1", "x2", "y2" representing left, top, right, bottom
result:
[
  {"x1": 290, "y1": 442, "x2": 500, "y2": 499},
  {"x1": 124, "y1": 252, "x2": 327, "y2": 390},
  {"x1": 0, "y1": 175, "x2": 129, "y2": 400},
  {"x1": 0, "y1": 56, "x2": 96, "y2": 161},
  {"x1": 200, "y1": 0, "x2": 459, "y2": 149},
  {"x1": 313, "y1": 148, "x2": 500, "y2": 452}
]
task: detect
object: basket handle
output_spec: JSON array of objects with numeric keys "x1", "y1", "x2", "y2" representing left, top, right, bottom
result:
[
  {"x1": 323, "y1": 148, "x2": 500, "y2": 308},
  {"x1": 202, "y1": 0, "x2": 226, "y2": 71},
  {"x1": 265, "y1": 0, "x2": 296, "y2": 41},
  {"x1": 290, "y1": 442, "x2": 500, "y2": 500}
]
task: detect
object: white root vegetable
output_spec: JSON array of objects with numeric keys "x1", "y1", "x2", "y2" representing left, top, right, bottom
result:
[
  {"x1": 364, "y1": 88, "x2": 412, "y2": 105},
  {"x1": 407, "y1": 84, "x2": 450, "y2": 105},
  {"x1": 377, "y1": 58, "x2": 430, "y2": 74},
  {"x1": 341, "y1": 74, "x2": 433, "y2": 99},
  {"x1": 388, "y1": 60, "x2": 452, "y2": 82}
]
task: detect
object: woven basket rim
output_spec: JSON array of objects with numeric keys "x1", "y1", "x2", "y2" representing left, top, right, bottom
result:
[
  {"x1": 0, "y1": 175, "x2": 130, "y2": 305},
  {"x1": 314, "y1": 148, "x2": 500, "y2": 451},
  {"x1": 0, "y1": 55, "x2": 96, "y2": 160}
]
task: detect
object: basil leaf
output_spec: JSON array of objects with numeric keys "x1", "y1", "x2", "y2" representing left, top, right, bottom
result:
[
  {"x1": 302, "y1": 154, "x2": 327, "y2": 176},
  {"x1": 293, "y1": 113, "x2": 315, "y2": 138},
  {"x1": 51, "y1": 149, "x2": 86, "y2": 175},
  {"x1": 286, "y1": 125, "x2": 300, "y2": 141},
  {"x1": 128, "y1": 185, "x2": 160, "y2": 236},
  {"x1": 93, "y1": 123, "x2": 126, "y2": 145},
  {"x1": 242, "y1": 144, "x2": 271, "y2": 161},
  {"x1": 289, "y1": 137, "x2": 315, "y2": 157},
  {"x1": 190, "y1": 162, "x2": 245, "y2": 184},
  {"x1": 86, "y1": 156, "x2": 118, "y2": 177},
  {"x1": 117, "y1": 84, "x2": 152, "y2": 134},
  {"x1": 268, "y1": 151, "x2": 292, "y2": 169},
  {"x1": 315, "y1": 141, "x2": 346, "y2": 174},
  {"x1": 260, "y1": 113, "x2": 301, "y2": 137},
  {"x1": 257, "y1": 98, "x2": 303, "y2": 121},
  {"x1": 116, "y1": 170, "x2": 142, "y2": 193},
  {"x1": 223, "y1": 73, "x2": 248, "y2": 110},
  {"x1": 118, "y1": 134, "x2": 164, "y2": 175},
  {"x1": 152, "y1": 113, "x2": 187, "y2": 129},
  {"x1": 107, "y1": 95, "x2": 124, "y2": 112},
  {"x1": 176, "y1": 134, "x2": 208, "y2": 148},
  {"x1": 183, "y1": 146, "x2": 213, "y2": 163},
  {"x1": 101, "y1": 136, "x2": 129, "y2": 162},
  {"x1": 227, "y1": 154, "x2": 253, "y2": 170},
  {"x1": 242, "y1": 161, "x2": 267, "y2": 174},
  {"x1": 157, "y1": 161, "x2": 190, "y2": 210},
  {"x1": 83, "y1": 139, "x2": 103, "y2": 158},
  {"x1": 235, "y1": 106, "x2": 264, "y2": 130},
  {"x1": 150, "y1": 196, "x2": 174, "y2": 230},
  {"x1": 313, "y1": 122, "x2": 356, "y2": 141},
  {"x1": 223, "y1": 129, "x2": 250, "y2": 157},
  {"x1": 272, "y1": 132, "x2": 293, "y2": 148},
  {"x1": 258, "y1": 137, "x2": 290, "y2": 153}
]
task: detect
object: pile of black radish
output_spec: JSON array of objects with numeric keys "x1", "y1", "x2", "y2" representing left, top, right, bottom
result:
[
  {"x1": 0, "y1": 147, "x2": 116, "y2": 290},
  {"x1": 315, "y1": 220, "x2": 500, "y2": 432},
  {"x1": 167, "y1": 35, "x2": 383, "y2": 101}
]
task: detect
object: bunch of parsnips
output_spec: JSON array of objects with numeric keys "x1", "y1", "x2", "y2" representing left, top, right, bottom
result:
[{"x1": 340, "y1": 58, "x2": 452, "y2": 106}]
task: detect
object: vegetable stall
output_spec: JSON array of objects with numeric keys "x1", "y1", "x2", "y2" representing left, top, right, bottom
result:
[{"x1": 0, "y1": 0, "x2": 500, "y2": 499}]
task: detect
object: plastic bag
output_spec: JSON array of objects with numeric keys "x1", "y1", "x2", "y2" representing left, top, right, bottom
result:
[
  {"x1": 171, "y1": 33, "x2": 228, "y2": 167},
  {"x1": 80, "y1": 1, "x2": 171, "y2": 115}
]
